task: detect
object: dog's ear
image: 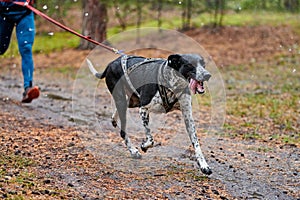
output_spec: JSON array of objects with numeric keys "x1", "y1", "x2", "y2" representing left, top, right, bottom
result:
[{"x1": 168, "y1": 54, "x2": 182, "y2": 70}]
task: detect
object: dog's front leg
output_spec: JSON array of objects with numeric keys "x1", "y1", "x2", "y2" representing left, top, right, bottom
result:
[
  {"x1": 178, "y1": 94, "x2": 212, "y2": 175},
  {"x1": 139, "y1": 107, "x2": 154, "y2": 152}
]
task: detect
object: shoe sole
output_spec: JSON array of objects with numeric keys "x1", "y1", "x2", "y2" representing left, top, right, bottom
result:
[{"x1": 22, "y1": 86, "x2": 40, "y2": 103}]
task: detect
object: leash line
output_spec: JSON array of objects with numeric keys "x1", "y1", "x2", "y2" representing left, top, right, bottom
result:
[{"x1": 0, "y1": 0, "x2": 124, "y2": 55}]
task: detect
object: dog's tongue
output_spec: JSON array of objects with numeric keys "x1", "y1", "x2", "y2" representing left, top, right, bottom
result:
[
  {"x1": 189, "y1": 79, "x2": 205, "y2": 94},
  {"x1": 189, "y1": 79, "x2": 198, "y2": 94}
]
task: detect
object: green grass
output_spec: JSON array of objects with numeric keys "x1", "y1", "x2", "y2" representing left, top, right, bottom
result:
[
  {"x1": 224, "y1": 63, "x2": 299, "y2": 121},
  {"x1": 2, "y1": 11, "x2": 299, "y2": 58},
  {"x1": 0, "y1": 153, "x2": 36, "y2": 198},
  {"x1": 33, "y1": 31, "x2": 80, "y2": 53},
  {"x1": 220, "y1": 56, "x2": 299, "y2": 144},
  {"x1": 109, "y1": 11, "x2": 300, "y2": 33},
  {"x1": 0, "y1": 153, "x2": 63, "y2": 198},
  {"x1": 0, "y1": 153, "x2": 35, "y2": 169},
  {"x1": 2, "y1": 31, "x2": 80, "y2": 58},
  {"x1": 223, "y1": 11, "x2": 300, "y2": 27}
]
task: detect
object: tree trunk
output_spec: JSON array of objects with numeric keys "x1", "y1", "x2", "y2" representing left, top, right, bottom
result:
[
  {"x1": 113, "y1": 0, "x2": 127, "y2": 31},
  {"x1": 181, "y1": 0, "x2": 192, "y2": 30},
  {"x1": 136, "y1": 0, "x2": 142, "y2": 43},
  {"x1": 79, "y1": 0, "x2": 108, "y2": 50},
  {"x1": 218, "y1": 0, "x2": 225, "y2": 27},
  {"x1": 157, "y1": 0, "x2": 163, "y2": 30},
  {"x1": 213, "y1": 0, "x2": 225, "y2": 28},
  {"x1": 186, "y1": 0, "x2": 192, "y2": 29}
]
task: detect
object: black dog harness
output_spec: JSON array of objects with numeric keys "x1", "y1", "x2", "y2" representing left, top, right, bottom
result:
[{"x1": 121, "y1": 55, "x2": 178, "y2": 112}]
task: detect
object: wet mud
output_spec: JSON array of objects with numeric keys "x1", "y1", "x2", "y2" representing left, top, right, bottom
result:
[{"x1": 0, "y1": 67, "x2": 298, "y2": 199}]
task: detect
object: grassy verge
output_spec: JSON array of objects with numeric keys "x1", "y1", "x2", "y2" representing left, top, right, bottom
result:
[
  {"x1": 1, "y1": 31, "x2": 80, "y2": 58},
  {"x1": 193, "y1": 53, "x2": 299, "y2": 145},
  {"x1": 219, "y1": 56, "x2": 299, "y2": 145},
  {"x1": 222, "y1": 11, "x2": 300, "y2": 27},
  {"x1": 33, "y1": 32, "x2": 80, "y2": 53}
]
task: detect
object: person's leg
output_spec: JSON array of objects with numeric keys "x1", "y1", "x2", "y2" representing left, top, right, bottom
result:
[
  {"x1": 16, "y1": 12, "x2": 39, "y2": 103},
  {"x1": 0, "y1": 14, "x2": 14, "y2": 55},
  {"x1": 16, "y1": 11, "x2": 35, "y2": 89}
]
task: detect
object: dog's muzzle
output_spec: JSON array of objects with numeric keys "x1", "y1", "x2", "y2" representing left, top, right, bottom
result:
[{"x1": 189, "y1": 73, "x2": 211, "y2": 94}]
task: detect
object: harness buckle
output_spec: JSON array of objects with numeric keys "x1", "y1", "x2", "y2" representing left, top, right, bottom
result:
[{"x1": 24, "y1": 0, "x2": 31, "y2": 6}]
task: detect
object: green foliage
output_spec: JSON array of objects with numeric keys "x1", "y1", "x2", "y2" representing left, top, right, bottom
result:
[
  {"x1": 1, "y1": 1, "x2": 299, "y2": 56},
  {"x1": 35, "y1": 0, "x2": 79, "y2": 17},
  {"x1": 32, "y1": 0, "x2": 300, "y2": 31},
  {"x1": 225, "y1": 0, "x2": 300, "y2": 12}
]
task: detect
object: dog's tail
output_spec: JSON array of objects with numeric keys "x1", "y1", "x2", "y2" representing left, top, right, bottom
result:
[{"x1": 86, "y1": 59, "x2": 104, "y2": 79}]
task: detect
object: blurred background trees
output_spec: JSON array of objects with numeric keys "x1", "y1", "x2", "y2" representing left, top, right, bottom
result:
[
  {"x1": 33, "y1": 0, "x2": 300, "y2": 49},
  {"x1": 79, "y1": 0, "x2": 107, "y2": 49}
]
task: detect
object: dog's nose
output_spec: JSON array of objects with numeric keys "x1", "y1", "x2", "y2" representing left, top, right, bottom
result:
[{"x1": 203, "y1": 72, "x2": 211, "y2": 81}]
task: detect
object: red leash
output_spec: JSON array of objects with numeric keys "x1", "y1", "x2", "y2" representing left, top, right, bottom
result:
[{"x1": 1, "y1": 0, "x2": 123, "y2": 55}]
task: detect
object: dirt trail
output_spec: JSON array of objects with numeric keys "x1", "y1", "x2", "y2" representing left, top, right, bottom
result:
[
  {"x1": 0, "y1": 25, "x2": 299, "y2": 199},
  {"x1": 0, "y1": 66, "x2": 299, "y2": 199}
]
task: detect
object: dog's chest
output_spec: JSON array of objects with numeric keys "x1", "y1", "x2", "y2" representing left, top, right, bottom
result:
[{"x1": 145, "y1": 91, "x2": 180, "y2": 113}]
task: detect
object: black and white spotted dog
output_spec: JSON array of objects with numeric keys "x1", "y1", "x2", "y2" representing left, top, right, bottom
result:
[{"x1": 87, "y1": 54, "x2": 212, "y2": 175}]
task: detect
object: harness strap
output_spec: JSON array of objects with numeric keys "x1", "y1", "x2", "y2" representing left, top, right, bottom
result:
[
  {"x1": 127, "y1": 58, "x2": 162, "y2": 74},
  {"x1": 121, "y1": 55, "x2": 141, "y2": 98},
  {"x1": 121, "y1": 56, "x2": 165, "y2": 98},
  {"x1": 158, "y1": 62, "x2": 178, "y2": 112}
]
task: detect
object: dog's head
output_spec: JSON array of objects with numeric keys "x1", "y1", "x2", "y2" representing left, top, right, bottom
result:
[{"x1": 167, "y1": 54, "x2": 211, "y2": 94}]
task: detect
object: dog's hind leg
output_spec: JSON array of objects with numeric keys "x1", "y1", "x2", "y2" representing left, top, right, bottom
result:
[
  {"x1": 111, "y1": 98, "x2": 130, "y2": 128},
  {"x1": 178, "y1": 94, "x2": 212, "y2": 175},
  {"x1": 111, "y1": 108, "x2": 118, "y2": 127},
  {"x1": 139, "y1": 107, "x2": 154, "y2": 152},
  {"x1": 114, "y1": 93, "x2": 142, "y2": 159}
]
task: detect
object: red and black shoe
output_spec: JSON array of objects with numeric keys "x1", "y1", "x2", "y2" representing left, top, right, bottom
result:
[{"x1": 21, "y1": 86, "x2": 40, "y2": 103}]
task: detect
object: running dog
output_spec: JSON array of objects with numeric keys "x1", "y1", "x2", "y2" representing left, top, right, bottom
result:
[{"x1": 87, "y1": 54, "x2": 212, "y2": 175}]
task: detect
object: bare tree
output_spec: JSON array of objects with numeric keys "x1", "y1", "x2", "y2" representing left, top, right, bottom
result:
[
  {"x1": 157, "y1": 0, "x2": 163, "y2": 30},
  {"x1": 284, "y1": 0, "x2": 300, "y2": 12},
  {"x1": 136, "y1": 0, "x2": 142, "y2": 43},
  {"x1": 213, "y1": 0, "x2": 225, "y2": 28},
  {"x1": 79, "y1": 0, "x2": 108, "y2": 50},
  {"x1": 182, "y1": 0, "x2": 192, "y2": 30},
  {"x1": 112, "y1": 0, "x2": 128, "y2": 31}
]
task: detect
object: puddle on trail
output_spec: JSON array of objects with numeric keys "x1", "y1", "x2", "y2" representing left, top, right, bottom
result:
[{"x1": 44, "y1": 93, "x2": 72, "y2": 101}]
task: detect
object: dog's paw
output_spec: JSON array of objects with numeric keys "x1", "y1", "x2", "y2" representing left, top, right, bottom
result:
[
  {"x1": 141, "y1": 145, "x2": 148, "y2": 153},
  {"x1": 111, "y1": 120, "x2": 118, "y2": 128},
  {"x1": 131, "y1": 152, "x2": 142, "y2": 159},
  {"x1": 141, "y1": 140, "x2": 154, "y2": 152},
  {"x1": 201, "y1": 167, "x2": 212, "y2": 175},
  {"x1": 130, "y1": 148, "x2": 142, "y2": 159}
]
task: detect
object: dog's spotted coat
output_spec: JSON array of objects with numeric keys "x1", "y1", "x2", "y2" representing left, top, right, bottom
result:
[{"x1": 87, "y1": 54, "x2": 212, "y2": 175}]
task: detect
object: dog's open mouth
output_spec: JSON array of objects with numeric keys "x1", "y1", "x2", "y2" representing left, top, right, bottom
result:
[{"x1": 189, "y1": 79, "x2": 205, "y2": 94}]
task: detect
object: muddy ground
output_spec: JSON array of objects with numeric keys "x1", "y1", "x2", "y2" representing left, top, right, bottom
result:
[{"x1": 0, "y1": 25, "x2": 299, "y2": 199}]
